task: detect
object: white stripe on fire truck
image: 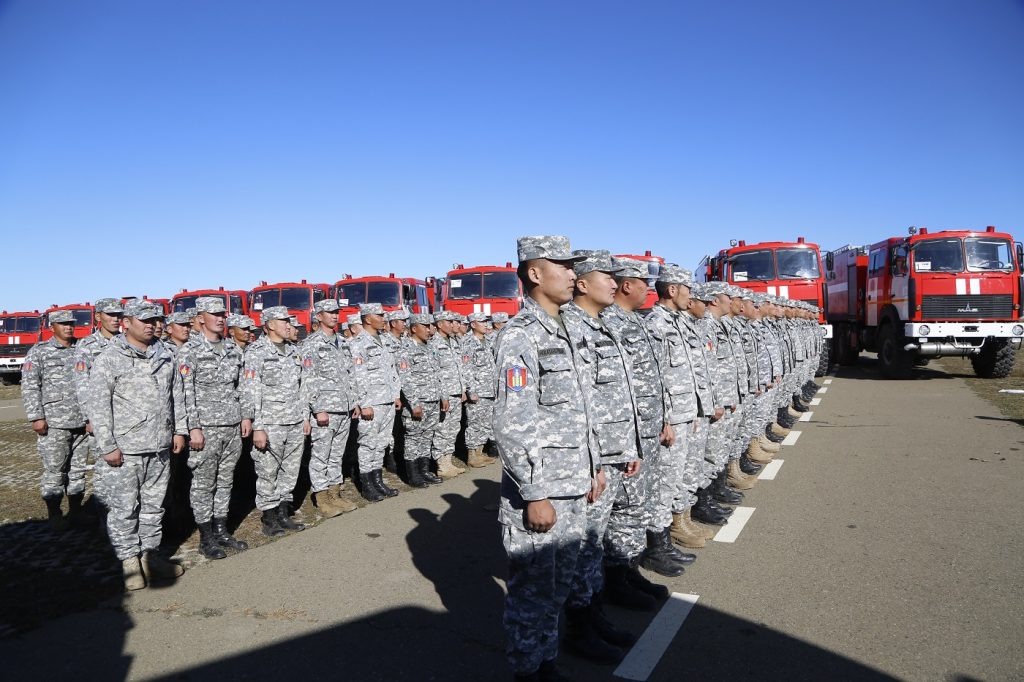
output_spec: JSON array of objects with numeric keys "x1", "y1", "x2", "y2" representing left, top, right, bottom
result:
[
  {"x1": 955, "y1": 279, "x2": 967, "y2": 295},
  {"x1": 969, "y1": 279, "x2": 980, "y2": 295}
]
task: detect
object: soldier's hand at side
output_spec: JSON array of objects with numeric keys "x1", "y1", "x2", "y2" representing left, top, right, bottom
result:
[
  {"x1": 351, "y1": 406, "x2": 362, "y2": 420},
  {"x1": 461, "y1": 391, "x2": 467, "y2": 402},
  {"x1": 587, "y1": 469, "x2": 607, "y2": 503},
  {"x1": 624, "y1": 460, "x2": 641, "y2": 477},
  {"x1": 361, "y1": 406, "x2": 375, "y2": 420},
  {"x1": 303, "y1": 420, "x2": 312, "y2": 436},
  {"x1": 189, "y1": 428, "x2": 205, "y2": 450},
  {"x1": 412, "y1": 405, "x2": 424, "y2": 420},
  {"x1": 440, "y1": 399, "x2": 450, "y2": 413},
  {"x1": 31, "y1": 419, "x2": 48, "y2": 436},
  {"x1": 713, "y1": 407, "x2": 725, "y2": 421},
  {"x1": 172, "y1": 435, "x2": 186, "y2": 454},
  {"x1": 660, "y1": 422, "x2": 675, "y2": 447},
  {"x1": 468, "y1": 393, "x2": 479, "y2": 404},
  {"x1": 254, "y1": 430, "x2": 269, "y2": 451},
  {"x1": 525, "y1": 499, "x2": 557, "y2": 533},
  {"x1": 240, "y1": 419, "x2": 253, "y2": 438},
  {"x1": 85, "y1": 421, "x2": 93, "y2": 435},
  {"x1": 104, "y1": 449, "x2": 123, "y2": 467},
  {"x1": 315, "y1": 411, "x2": 329, "y2": 427},
  {"x1": 730, "y1": 405, "x2": 737, "y2": 413},
  {"x1": 394, "y1": 399, "x2": 402, "y2": 411}
]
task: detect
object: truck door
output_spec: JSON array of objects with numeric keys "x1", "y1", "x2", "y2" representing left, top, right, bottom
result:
[
  {"x1": 890, "y1": 243, "x2": 909, "y2": 319},
  {"x1": 866, "y1": 247, "x2": 887, "y2": 326}
]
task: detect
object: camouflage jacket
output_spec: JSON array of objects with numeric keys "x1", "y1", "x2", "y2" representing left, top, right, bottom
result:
[
  {"x1": 677, "y1": 311, "x2": 716, "y2": 413},
  {"x1": 644, "y1": 304, "x2": 700, "y2": 424},
  {"x1": 243, "y1": 336, "x2": 304, "y2": 430},
  {"x1": 463, "y1": 333, "x2": 497, "y2": 399},
  {"x1": 720, "y1": 314, "x2": 751, "y2": 401},
  {"x1": 72, "y1": 330, "x2": 115, "y2": 425},
  {"x1": 349, "y1": 331, "x2": 402, "y2": 407},
  {"x1": 177, "y1": 334, "x2": 246, "y2": 429},
  {"x1": 299, "y1": 330, "x2": 358, "y2": 415},
  {"x1": 396, "y1": 337, "x2": 443, "y2": 407},
  {"x1": 382, "y1": 332, "x2": 405, "y2": 358},
  {"x1": 22, "y1": 338, "x2": 85, "y2": 428},
  {"x1": 601, "y1": 303, "x2": 667, "y2": 439},
  {"x1": 707, "y1": 313, "x2": 741, "y2": 408},
  {"x1": 733, "y1": 316, "x2": 763, "y2": 393},
  {"x1": 428, "y1": 334, "x2": 467, "y2": 397}
]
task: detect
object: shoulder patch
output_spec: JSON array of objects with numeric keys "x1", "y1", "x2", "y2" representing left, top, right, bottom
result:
[
  {"x1": 302, "y1": 357, "x2": 313, "y2": 368},
  {"x1": 506, "y1": 365, "x2": 527, "y2": 392},
  {"x1": 74, "y1": 360, "x2": 86, "y2": 372},
  {"x1": 23, "y1": 361, "x2": 33, "y2": 371},
  {"x1": 179, "y1": 363, "x2": 191, "y2": 377}
]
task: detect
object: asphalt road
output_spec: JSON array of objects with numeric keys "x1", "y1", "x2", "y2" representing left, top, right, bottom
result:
[
  {"x1": 0, "y1": 398, "x2": 25, "y2": 422},
  {"x1": 1, "y1": 355, "x2": 1022, "y2": 681}
]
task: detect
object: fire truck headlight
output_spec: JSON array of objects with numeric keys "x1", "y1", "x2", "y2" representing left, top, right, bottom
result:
[
  {"x1": 1012, "y1": 325, "x2": 1024, "y2": 336},
  {"x1": 918, "y1": 325, "x2": 931, "y2": 336}
]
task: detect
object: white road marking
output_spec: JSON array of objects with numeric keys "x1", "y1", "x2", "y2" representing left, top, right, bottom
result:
[
  {"x1": 0, "y1": 405, "x2": 19, "y2": 410},
  {"x1": 758, "y1": 459, "x2": 784, "y2": 480},
  {"x1": 782, "y1": 431, "x2": 802, "y2": 446},
  {"x1": 614, "y1": 592, "x2": 700, "y2": 681},
  {"x1": 818, "y1": 386, "x2": 828, "y2": 393},
  {"x1": 824, "y1": 379, "x2": 833, "y2": 385},
  {"x1": 810, "y1": 398, "x2": 822, "y2": 406},
  {"x1": 799, "y1": 411, "x2": 813, "y2": 422},
  {"x1": 713, "y1": 506, "x2": 756, "y2": 543}
]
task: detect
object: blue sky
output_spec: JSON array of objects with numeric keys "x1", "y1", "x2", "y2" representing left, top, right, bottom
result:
[{"x1": 1, "y1": 0, "x2": 1021, "y2": 310}]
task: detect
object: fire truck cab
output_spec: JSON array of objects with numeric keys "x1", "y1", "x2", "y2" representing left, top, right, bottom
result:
[
  {"x1": 172, "y1": 287, "x2": 249, "y2": 316},
  {"x1": 248, "y1": 280, "x2": 330, "y2": 339},
  {"x1": 825, "y1": 226, "x2": 1023, "y2": 378},
  {"x1": 441, "y1": 263, "x2": 522, "y2": 316},
  {"x1": 0, "y1": 310, "x2": 42, "y2": 383},
  {"x1": 41, "y1": 304, "x2": 95, "y2": 342},
  {"x1": 333, "y1": 274, "x2": 433, "y2": 319}
]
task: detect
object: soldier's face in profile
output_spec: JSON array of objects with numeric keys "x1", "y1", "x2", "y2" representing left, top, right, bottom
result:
[
  {"x1": 623, "y1": 277, "x2": 648, "y2": 307},
  {"x1": 674, "y1": 284, "x2": 692, "y2": 310},
  {"x1": 412, "y1": 323, "x2": 430, "y2": 342},
  {"x1": 493, "y1": 322, "x2": 505, "y2": 332},
  {"x1": 580, "y1": 271, "x2": 617, "y2": 307},
  {"x1": 531, "y1": 259, "x2": 576, "y2": 306},
  {"x1": 51, "y1": 321, "x2": 75, "y2": 343},
  {"x1": 365, "y1": 314, "x2": 385, "y2": 331},
  {"x1": 688, "y1": 297, "x2": 706, "y2": 317},
  {"x1": 391, "y1": 319, "x2": 407, "y2": 335}
]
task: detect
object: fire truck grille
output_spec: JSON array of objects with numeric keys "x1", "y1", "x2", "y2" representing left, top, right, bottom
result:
[
  {"x1": 0, "y1": 343, "x2": 32, "y2": 356},
  {"x1": 920, "y1": 294, "x2": 1013, "y2": 319}
]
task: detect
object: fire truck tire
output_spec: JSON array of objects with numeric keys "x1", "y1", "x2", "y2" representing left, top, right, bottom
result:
[
  {"x1": 878, "y1": 323, "x2": 912, "y2": 379},
  {"x1": 0, "y1": 375, "x2": 17, "y2": 386},
  {"x1": 970, "y1": 339, "x2": 1016, "y2": 379},
  {"x1": 815, "y1": 342, "x2": 832, "y2": 377}
]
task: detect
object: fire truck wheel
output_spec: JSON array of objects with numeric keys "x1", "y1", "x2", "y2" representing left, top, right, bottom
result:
[
  {"x1": 815, "y1": 342, "x2": 832, "y2": 377},
  {"x1": 970, "y1": 339, "x2": 1016, "y2": 379},
  {"x1": 0, "y1": 375, "x2": 17, "y2": 386},
  {"x1": 878, "y1": 323, "x2": 912, "y2": 379}
]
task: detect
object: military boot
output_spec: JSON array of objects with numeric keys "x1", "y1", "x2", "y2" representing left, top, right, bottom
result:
[
  {"x1": 419, "y1": 458, "x2": 442, "y2": 484},
  {"x1": 65, "y1": 492, "x2": 95, "y2": 528},
  {"x1": 589, "y1": 592, "x2": 636, "y2": 647},
  {"x1": 704, "y1": 488, "x2": 734, "y2": 518},
  {"x1": 330, "y1": 485, "x2": 359, "y2": 513},
  {"x1": 383, "y1": 447, "x2": 399, "y2": 474},
  {"x1": 563, "y1": 604, "x2": 626, "y2": 664},
  {"x1": 791, "y1": 398, "x2": 809, "y2": 413},
  {"x1": 764, "y1": 426, "x2": 785, "y2": 443},
  {"x1": 604, "y1": 563, "x2": 658, "y2": 610},
  {"x1": 758, "y1": 435, "x2": 781, "y2": 453},
  {"x1": 739, "y1": 453, "x2": 763, "y2": 475},
  {"x1": 436, "y1": 454, "x2": 462, "y2": 479},
  {"x1": 746, "y1": 438, "x2": 774, "y2": 464},
  {"x1": 212, "y1": 517, "x2": 248, "y2": 550},
  {"x1": 404, "y1": 459, "x2": 429, "y2": 488},
  {"x1": 313, "y1": 490, "x2": 344, "y2": 518},
  {"x1": 777, "y1": 407, "x2": 797, "y2": 428},
  {"x1": 142, "y1": 550, "x2": 184, "y2": 580},
  {"x1": 122, "y1": 556, "x2": 146, "y2": 591},
  {"x1": 43, "y1": 495, "x2": 68, "y2": 532},
  {"x1": 261, "y1": 509, "x2": 286, "y2": 536},
  {"x1": 685, "y1": 508, "x2": 718, "y2": 540},
  {"x1": 660, "y1": 527, "x2": 697, "y2": 564},
  {"x1": 715, "y1": 469, "x2": 748, "y2": 500},
  {"x1": 277, "y1": 501, "x2": 305, "y2": 531},
  {"x1": 770, "y1": 421, "x2": 791, "y2": 438},
  {"x1": 788, "y1": 405, "x2": 803, "y2": 418},
  {"x1": 727, "y1": 459, "x2": 756, "y2": 491},
  {"x1": 623, "y1": 558, "x2": 669, "y2": 601},
  {"x1": 466, "y1": 446, "x2": 491, "y2": 468},
  {"x1": 197, "y1": 521, "x2": 227, "y2": 560},
  {"x1": 691, "y1": 488, "x2": 729, "y2": 525},
  {"x1": 640, "y1": 529, "x2": 685, "y2": 577},
  {"x1": 670, "y1": 512, "x2": 706, "y2": 549},
  {"x1": 373, "y1": 469, "x2": 399, "y2": 497},
  {"x1": 359, "y1": 472, "x2": 385, "y2": 502}
]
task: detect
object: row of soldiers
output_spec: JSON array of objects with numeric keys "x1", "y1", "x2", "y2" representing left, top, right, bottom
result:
[
  {"x1": 493, "y1": 236, "x2": 824, "y2": 681},
  {"x1": 21, "y1": 294, "x2": 514, "y2": 590}
]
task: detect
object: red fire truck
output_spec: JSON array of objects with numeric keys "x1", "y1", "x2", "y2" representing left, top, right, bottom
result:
[
  {"x1": 613, "y1": 251, "x2": 664, "y2": 311},
  {"x1": 440, "y1": 263, "x2": 522, "y2": 316},
  {"x1": 41, "y1": 303, "x2": 95, "y2": 342},
  {"x1": 703, "y1": 237, "x2": 833, "y2": 375},
  {"x1": 171, "y1": 287, "x2": 249, "y2": 316},
  {"x1": 825, "y1": 226, "x2": 1023, "y2": 378},
  {"x1": 248, "y1": 280, "x2": 331, "y2": 338},
  {"x1": 333, "y1": 274, "x2": 434, "y2": 319},
  {"x1": 0, "y1": 310, "x2": 42, "y2": 383}
]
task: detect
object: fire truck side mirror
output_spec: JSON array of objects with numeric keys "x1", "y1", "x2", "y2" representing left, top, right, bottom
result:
[
  {"x1": 825, "y1": 252, "x2": 834, "y2": 273},
  {"x1": 1016, "y1": 242, "x2": 1023, "y2": 271}
]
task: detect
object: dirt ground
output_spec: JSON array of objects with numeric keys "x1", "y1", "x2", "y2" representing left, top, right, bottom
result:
[{"x1": 937, "y1": 349, "x2": 1024, "y2": 423}]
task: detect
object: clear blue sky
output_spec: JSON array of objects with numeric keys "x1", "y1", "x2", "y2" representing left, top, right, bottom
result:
[{"x1": 1, "y1": 0, "x2": 1021, "y2": 310}]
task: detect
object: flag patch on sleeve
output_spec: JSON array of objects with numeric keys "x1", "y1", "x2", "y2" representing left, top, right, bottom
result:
[{"x1": 506, "y1": 366, "x2": 527, "y2": 392}]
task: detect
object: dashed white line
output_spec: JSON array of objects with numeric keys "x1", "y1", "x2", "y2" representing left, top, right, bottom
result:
[
  {"x1": 781, "y1": 431, "x2": 802, "y2": 446},
  {"x1": 817, "y1": 386, "x2": 828, "y2": 394},
  {"x1": 810, "y1": 398, "x2": 822, "y2": 406},
  {"x1": 614, "y1": 592, "x2": 700, "y2": 681},
  {"x1": 799, "y1": 411, "x2": 813, "y2": 422},
  {"x1": 758, "y1": 459, "x2": 784, "y2": 480},
  {"x1": 713, "y1": 506, "x2": 755, "y2": 543},
  {"x1": 0, "y1": 405, "x2": 19, "y2": 410},
  {"x1": 823, "y1": 379, "x2": 833, "y2": 385}
]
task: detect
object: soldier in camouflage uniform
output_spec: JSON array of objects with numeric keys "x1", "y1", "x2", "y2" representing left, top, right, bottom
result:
[
  {"x1": 227, "y1": 314, "x2": 255, "y2": 351},
  {"x1": 462, "y1": 312, "x2": 498, "y2": 468},
  {"x1": 177, "y1": 297, "x2": 252, "y2": 559},
  {"x1": 487, "y1": 312, "x2": 510, "y2": 358},
  {"x1": 429, "y1": 310, "x2": 468, "y2": 478},
  {"x1": 495, "y1": 236, "x2": 599, "y2": 682},
  {"x1": 186, "y1": 307, "x2": 201, "y2": 340},
  {"x1": 382, "y1": 308, "x2": 410, "y2": 473},
  {"x1": 242, "y1": 306, "x2": 309, "y2": 537},
  {"x1": 164, "y1": 312, "x2": 192, "y2": 356},
  {"x1": 299, "y1": 299, "x2": 360, "y2": 518},
  {"x1": 349, "y1": 303, "x2": 403, "y2": 502},
  {"x1": 88, "y1": 301, "x2": 188, "y2": 591},
  {"x1": 396, "y1": 313, "x2": 446, "y2": 488},
  {"x1": 346, "y1": 313, "x2": 364, "y2": 339},
  {"x1": 22, "y1": 310, "x2": 89, "y2": 530}
]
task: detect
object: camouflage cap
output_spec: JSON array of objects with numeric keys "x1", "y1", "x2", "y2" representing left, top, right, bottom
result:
[
  {"x1": 346, "y1": 313, "x2": 362, "y2": 326},
  {"x1": 195, "y1": 296, "x2": 227, "y2": 314},
  {"x1": 289, "y1": 315, "x2": 301, "y2": 326},
  {"x1": 750, "y1": 292, "x2": 767, "y2": 306},
  {"x1": 359, "y1": 303, "x2": 385, "y2": 317},
  {"x1": 573, "y1": 249, "x2": 626, "y2": 277},
  {"x1": 725, "y1": 285, "x2": 745, "y2": 298},
  {"x1": 434, "y1": 310, "x2": 457, "y2": 322},
  {"x1": 185, "y1": 307, "x2": 198, "y2": 320},
  {"x1": 409, "y1": 313, "x2": 434, "y2": 326},
  {"x1": 490, "y1": 312, "x2": 510, "y2": 323},
  {"x1": 735, "y1": 288, "x2": 755, "y2": 301},
  {"x1": 453, "y1": 313, "x2": 468, "y2": 323},
  {"x1": 48, "y1": 310, "x2": 75, "y2": 325},
  {"x1": 124, "y1": 300, "x2": 163, "y2": 320},
  {"x1": 167, "y1": 312, "x2": 191, "y2": 325},
  {"x1": 611, "y1": 257, "x2": 649, "y2": 280},
  {"x1": 261, "y1": 306, "x2": 290, "y2": 322},
  {"x1": 689, "y1": 282, "x2": 714, "y2": 302},
  {"x1": 385, "y1": 308, "x2": 410, "y2": 322},
  {"x1": 703, "y1": 281, "x2": 730, "y2": 298},
  {"x1": 467, "y1": 312, "x2": 489, "y2": 323},
  {"x1": 516, "y1": 235, "x2": 586, "y2": 263},
  {"x1": 314, "y1": 299, "x2": 340, "y2": 314},
  {"x1": 657, "y1": 265, "x2": 695, "y2": 287},
  {"x1": 94, "y1": 298, "x2": 123, "y2": 315}
]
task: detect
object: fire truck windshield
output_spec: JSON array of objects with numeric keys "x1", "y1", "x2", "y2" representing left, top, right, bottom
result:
[
  {"x1": 483, "y1": 272, "x2": 519, "y2": 298},
  {"x1": 16, "y1": 317, "x2": 41, "y2": 333},
  {"x1": 729, "y1": 250, "x2": 774, "y2": 281},
  {"x1": 336, "y1": 283, "x2": 366, "y2": 306},
  {"x1": 913, "y1": 238, "x2": 964, "y2": 273},
  {"x1": 70, "y1": 310, "x2": 92, "y2": 327},
  {"x1": 448, "y1": 273, "x2": 482, "y2": 300},
  {"x1": 0, "y1": 317, "x2": 11, "y2": 332},
  {"x1": 776, "y1": 248, "x2": 821, "y2": 279},
  {"x1": 366, "y1": 282, "x2": 401, "y2": 306},
  {"x1": 965, "y1": 238, "x2": 1013, "y2": 272},
  {"x1": 279, "y1": 288, "x2": 312, "y2": 310}
]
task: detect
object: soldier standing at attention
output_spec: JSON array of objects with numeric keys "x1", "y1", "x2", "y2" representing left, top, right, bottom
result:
[
  {"x1": 346, "y1": 313, "x2": 364, "y2": 338},
  {"x1": 487, "y1": 312, "x2": 510, "y2": 356},
  {"x1": 226, "y1": 315, "x2": 254, "y2": 351},
  {"x1": 177, "y1": 297, "x2": 252, "y2": 559},
  {"x1": 495, "y1": 236, "x2": 600, "y2": 682},
  {"x1": 187, "y1": 308, "x2": 201, "y2": 340},
  {"x1": 164, "y1": 312, "x2": 192, "y2": 356},
  {"x1": 242, "y1": 306, "x2": 309, "y2": 537},
  {"x1": 429, "y1": 311, "x2": 468, "y2": 478},
  {"x1": 88, "y1": 300, "x2": 187, "y2": 591},
  {"x1": 382, "y1": 308, "x2": 410, "y2": 473},
  {"x1": 463, "y1": 312, "x2": 498, "y2": 468},
  {"x1": 396, "y1": 313, "x2": 446, "y2": 487},
  {"x1": 22, "y1": 310, "x2": 89, "y2": 530},
  {"x1": 349, "y1": 303, "x2": 403, "y2": 501},
  {"x1": 298, "y1": 299, "x2": 360, "y2": 518}
]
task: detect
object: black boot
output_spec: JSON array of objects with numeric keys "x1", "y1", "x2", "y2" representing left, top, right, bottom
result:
[
  {"x1": 373, "y1": 469, "x2": 399, "y2": 498},
  {"x1": 383, "y1": 446, "x2": 398, "y2": 474},
  {"x1": 404, "y1": 459, "x2": 428, "y2": 488},
  {"x1": 261, "y1": 509, "x2": 285, "y2": 537},
  {"x1": 764, "y1": 426, "x2": 785, "y2": 444},
  {"x1": 43, "y1": 495, "x2": 68, "y2": 532},
  {"x1": 65, "y1": 492, "x2": 94, "y2": 528},
  {"x1": 213, "y1": 517, "x2": 248, "y2": 550},
  {"x1": 623, "y1": 560, "x2": 669, "y2": 601},
  {"x1": 692, "y1": 489, "x2": 729, "y2": 525},
  {"x1": 659, "y1": 527, "x2": 697, "y2": 564},
  {"x1": 198, "y1": 521, "x2": 227, "y2": 559},
  {"x1": 706, "y1": 491, "x2": 734, "y2": 518},
  {"x1": 604, "y1": 563, "x2": 658, "y2": 611},
  {"x1": 791, "y1": 397, "x2": 809, "y2": 412},
  {"x1": 359, "y1": 472, "x2": 385, "y2": 502},
  {"x1": 563, "y1": 605, "x2": 626, "y2": 664},
  {"x1": 777, "y1": 409, "x2": 796, "y2": 429},
  {"x1": 712, "y1": 473, "x2": 744, "y2": 505},
  {"x1": 739, "y1": 454, "x2": 762, "y2": 475},
  {"x1": 419, "y1": 458, "x2": 442, "y2": 484},
  {"x1": 640, "y1": 529, "x2": 685, "y2": 577},
  {"x1": 589, "y1": 592, "x2": 636, "y2": 647},
  {"x1": 277, "y1": 501, "x2": 304, "y2": 531}
]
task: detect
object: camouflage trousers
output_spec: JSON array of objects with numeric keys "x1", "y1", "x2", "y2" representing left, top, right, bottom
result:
[
  {"x1": 188, "y1": 424, "x2": 242, "y2": 523},
  {"x1": 464, "y1": 396, "x2": 494, "y2": 449},
  {"x1": 676, "y1": 417, "x2": 709, "y2": 510},
  {"x1": 104, "y1": 450, "x2": 170, "y2": 561},
  {"x1": 37, "y1": 425, "x2": 88, "y2": 499},
  {"x1": 401, "y1": 401, "x2": 440, "y2": 461},
  {"x1": 253, "y1": 423, "x2": 304, "y2": 511},
  {"x1": 647, "y1": 422, "x2": 688, "y2": 530},
  {"x1": 357, "y1": 403, "x2": 396, "y2": 474},
  {"x1": 704, "y1": 408, "x2": 737, "y2": 484},
  {"x1": 728, "y1": 403, "x2": 748, "y2": 460},
  {"x1": 431, "y1": 395, "x2": 463, "y2": 458},
  {"x1": 566, "y1": 462, "x2": 647, "y2": 609},
  {"x1": 308, "y1": 412, "x2": 352, "y2": 493},
  {"x1": 502, "y1": 495, "x2": 586, "y2": 676}
]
